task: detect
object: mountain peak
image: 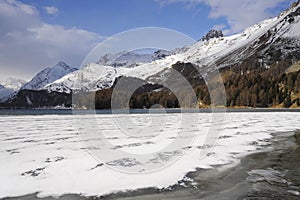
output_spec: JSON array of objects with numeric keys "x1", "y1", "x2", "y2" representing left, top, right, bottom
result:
[
  {"x1": 56, "y1": 61, "x2": 68, "y2": 67},
  {"x1": 291, "y1": 0, "x2": 300, "y2": 9},
  {"x1": 21, "y1": 62, "x2": 78, "y2": 91},
  {"x1": 0, "y1": 78, "x2": 27, "y2": 102},
  {"x1": 19, "y1": 1, "x2": 300, "y2": 96},
  {"x1": 53, "y1": 61, "x2": 75, "y2": 71},
  {"x1": 1, "y1": 78, "x2": 26, "y2": 90},
  {"x1": 201, "y1": 30, "x2": 224, "y2": 41}
]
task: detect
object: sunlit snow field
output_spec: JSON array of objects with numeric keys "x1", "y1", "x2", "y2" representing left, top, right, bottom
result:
[{"x1": 0, "y1": 111, "x2": 300, "y2": 198}]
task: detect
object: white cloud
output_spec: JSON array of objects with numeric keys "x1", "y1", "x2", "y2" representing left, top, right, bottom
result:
[
  {"x1": 212, "y1": 24, "x2": 226, "y2": 31},
  {"x1": 159, "y1": 0, "x2": 293, "y2": 34},
  {"x1": 44, "y1": 6, "x2": 58, "y2": 15},
  {"x1": 0, "y1": 0, "x2": 105, "y2": 81},
  {"x1": 6, "y1": 0, "x2": 36, "y2": 15}
]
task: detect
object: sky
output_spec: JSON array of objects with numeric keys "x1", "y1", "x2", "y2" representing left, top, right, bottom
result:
[{"x1": 0, "y1": 0, "x2": 295, "y2": 82}]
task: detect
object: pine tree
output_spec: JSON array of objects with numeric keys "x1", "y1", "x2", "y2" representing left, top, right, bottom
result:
[{"x1": 283, "y1": 93, "x2": 292, "y2": 108}]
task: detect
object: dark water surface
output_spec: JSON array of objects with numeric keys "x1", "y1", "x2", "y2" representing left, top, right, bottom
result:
[{"x1": 0, "y1": 108, "x2": 300, "y2": 116}]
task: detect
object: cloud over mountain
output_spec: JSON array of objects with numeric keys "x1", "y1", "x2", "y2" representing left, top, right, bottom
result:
[
  {"x1": 159, "y1": 0, "x2": 294, "y2": 34},
  {"x1": 0, "y1": 0, "x2": 105, "y2": 81}
]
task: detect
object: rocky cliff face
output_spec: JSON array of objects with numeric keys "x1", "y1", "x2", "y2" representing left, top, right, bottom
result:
[{"x1": 201, "y1": 30, "x2": 224, "y2": 41}]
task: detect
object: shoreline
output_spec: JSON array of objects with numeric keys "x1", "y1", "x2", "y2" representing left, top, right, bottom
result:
[
  {"x1": 97, "y1": 130, "x2": 300, "y2": 200},
  {"x1": 1, "y1": 108, "x2": 300, "y2": 116},
  {"x1": 2, "y1": 130, "x2": 300, "y2": 200}
]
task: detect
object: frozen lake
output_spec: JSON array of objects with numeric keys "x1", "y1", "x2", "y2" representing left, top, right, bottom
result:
[{"x1": 0, "y1": 110, "x2": 300, "y2": 198}]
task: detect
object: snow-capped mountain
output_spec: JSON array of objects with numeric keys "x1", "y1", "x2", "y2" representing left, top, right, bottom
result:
[
  {"x1": 2, "y1": 78, "x2": 26, "y2": 91},
  {"x1": 45, "y1": 63, "x2": 129, "y2": 93},
  {"x1": 98, "y1": 51, "x2": 153, "y2": 68},
  {"x1": 3, "y1": 1, "x2": 300, "y2": 109},
  {"x1": 45, "y1": 52, "x2": 186, "y2": 93},
  {"x1": 97, "y1": 50, "x2": 173, "y2": 68},
  {"x1": 21, "y1": 62, "x2": 78, "y2": 91},
  {"x1": 45, "y1": 50, "x2": 180, "y2": 93},
  {"x1": 45, "y1": 1, "x2": 300, "y2": 94},
  {"x1": 0, "y1": 86, "x2": 14, "y2": 102},
  {"x1": 11, "y1": 1, "x2": 300, "y2": 96},
  {"x1": 201, "y1": 30, "x2": 224, "y2": 41},
  {"x1": 208, "y1": 3, "x2": 300, "y2": 69},
  {"x1": 0, "y1": 78, "x2": 26, "y2": 102},
  {"x1": 152, "y1": 50, "x2": 173, "y2": 60}
]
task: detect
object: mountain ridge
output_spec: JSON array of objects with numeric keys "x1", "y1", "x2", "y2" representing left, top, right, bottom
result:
[
  {"x1": 21, "y1": 62, "x2": 78, "y2": 91},
  {"x1": 2, "y1": 1, "x2": 300, "y2": 109},
  {"x1": 46, "y1": 3, "x2": 299, "y2": 94},
  {"x1": 0, "y1": 78, "x2": 26, "y2": 102}
]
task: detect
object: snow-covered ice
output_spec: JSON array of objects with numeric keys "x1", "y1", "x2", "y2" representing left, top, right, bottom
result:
[{"x1": 0, "y1": 112, "x2": 300, "y2": 198}]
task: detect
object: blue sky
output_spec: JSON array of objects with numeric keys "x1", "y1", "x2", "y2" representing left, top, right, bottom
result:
[
  {"x1": 22, "y1": 0, "x2": 220, "y2": 39},
  {"x1": 0, "y1": 0, "x2": 295, "y2": 81},
  {"x1": 20, "y1": 0, "x2": 294, "y2": 38}
]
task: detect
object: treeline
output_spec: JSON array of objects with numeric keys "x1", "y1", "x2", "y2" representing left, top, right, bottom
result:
[
  {"x1": 74, "y1": 85, "x2": 181, "y2": 109},
  {"x1": 222, "y1": 69, "x2": 300, "y2": 108},
  {"x1": 0, "y1": 90, "x2": 72, "y2": 108},
  {"x1": 88, "y1": 65, "x2": 300, "y2": 109},
  {"x1": 2, "y1": 63, "x2": 300, "y2": 109}
]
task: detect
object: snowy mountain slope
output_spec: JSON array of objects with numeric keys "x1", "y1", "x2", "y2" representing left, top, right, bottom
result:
[
  {"x1": 45, "y1": 1, "x2": 300, "y2": 94},
  {"x1": 0, "y1": 78, "x2": 26, "y2": 102},
  {"x1": 211, "y1": 1, "x2": 300, "y2": 69},
  {"x1": 153, "y1": 1, "x2": 300, "y2": 75},
  {"x1": 201, "y1": 30, "x2": 224, "y2": 41},
  {"x1": 125, "y1": 53, "x2": 186, "y2": 80},
  {"x1": 273, "y1": 2, "x2": 300, "y2": 39},
  {"x1": 2, "y1": 78, "x2": 26, "y2": 91},
  {"x1": 98, "y1": 51, "x2": 153, "y2": 68},
  {"x1": 97, "y1": 50, "x2": 173, "y2": 68},
  {"x1": 0, "y1": 85, "x2": 14, "y2": 102},
  {"x1": 21, "y1": 62, "x2": 77, "y2": 91},
  {"x1": 184, "y1": 16, "x2": 290, "y2": 66},
  {"x1": 45, "y1": 53, "x2": 186, "y2": 93},
  {"x1": 45, "y1": 63, "x2": 131, "y2": 93}
]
